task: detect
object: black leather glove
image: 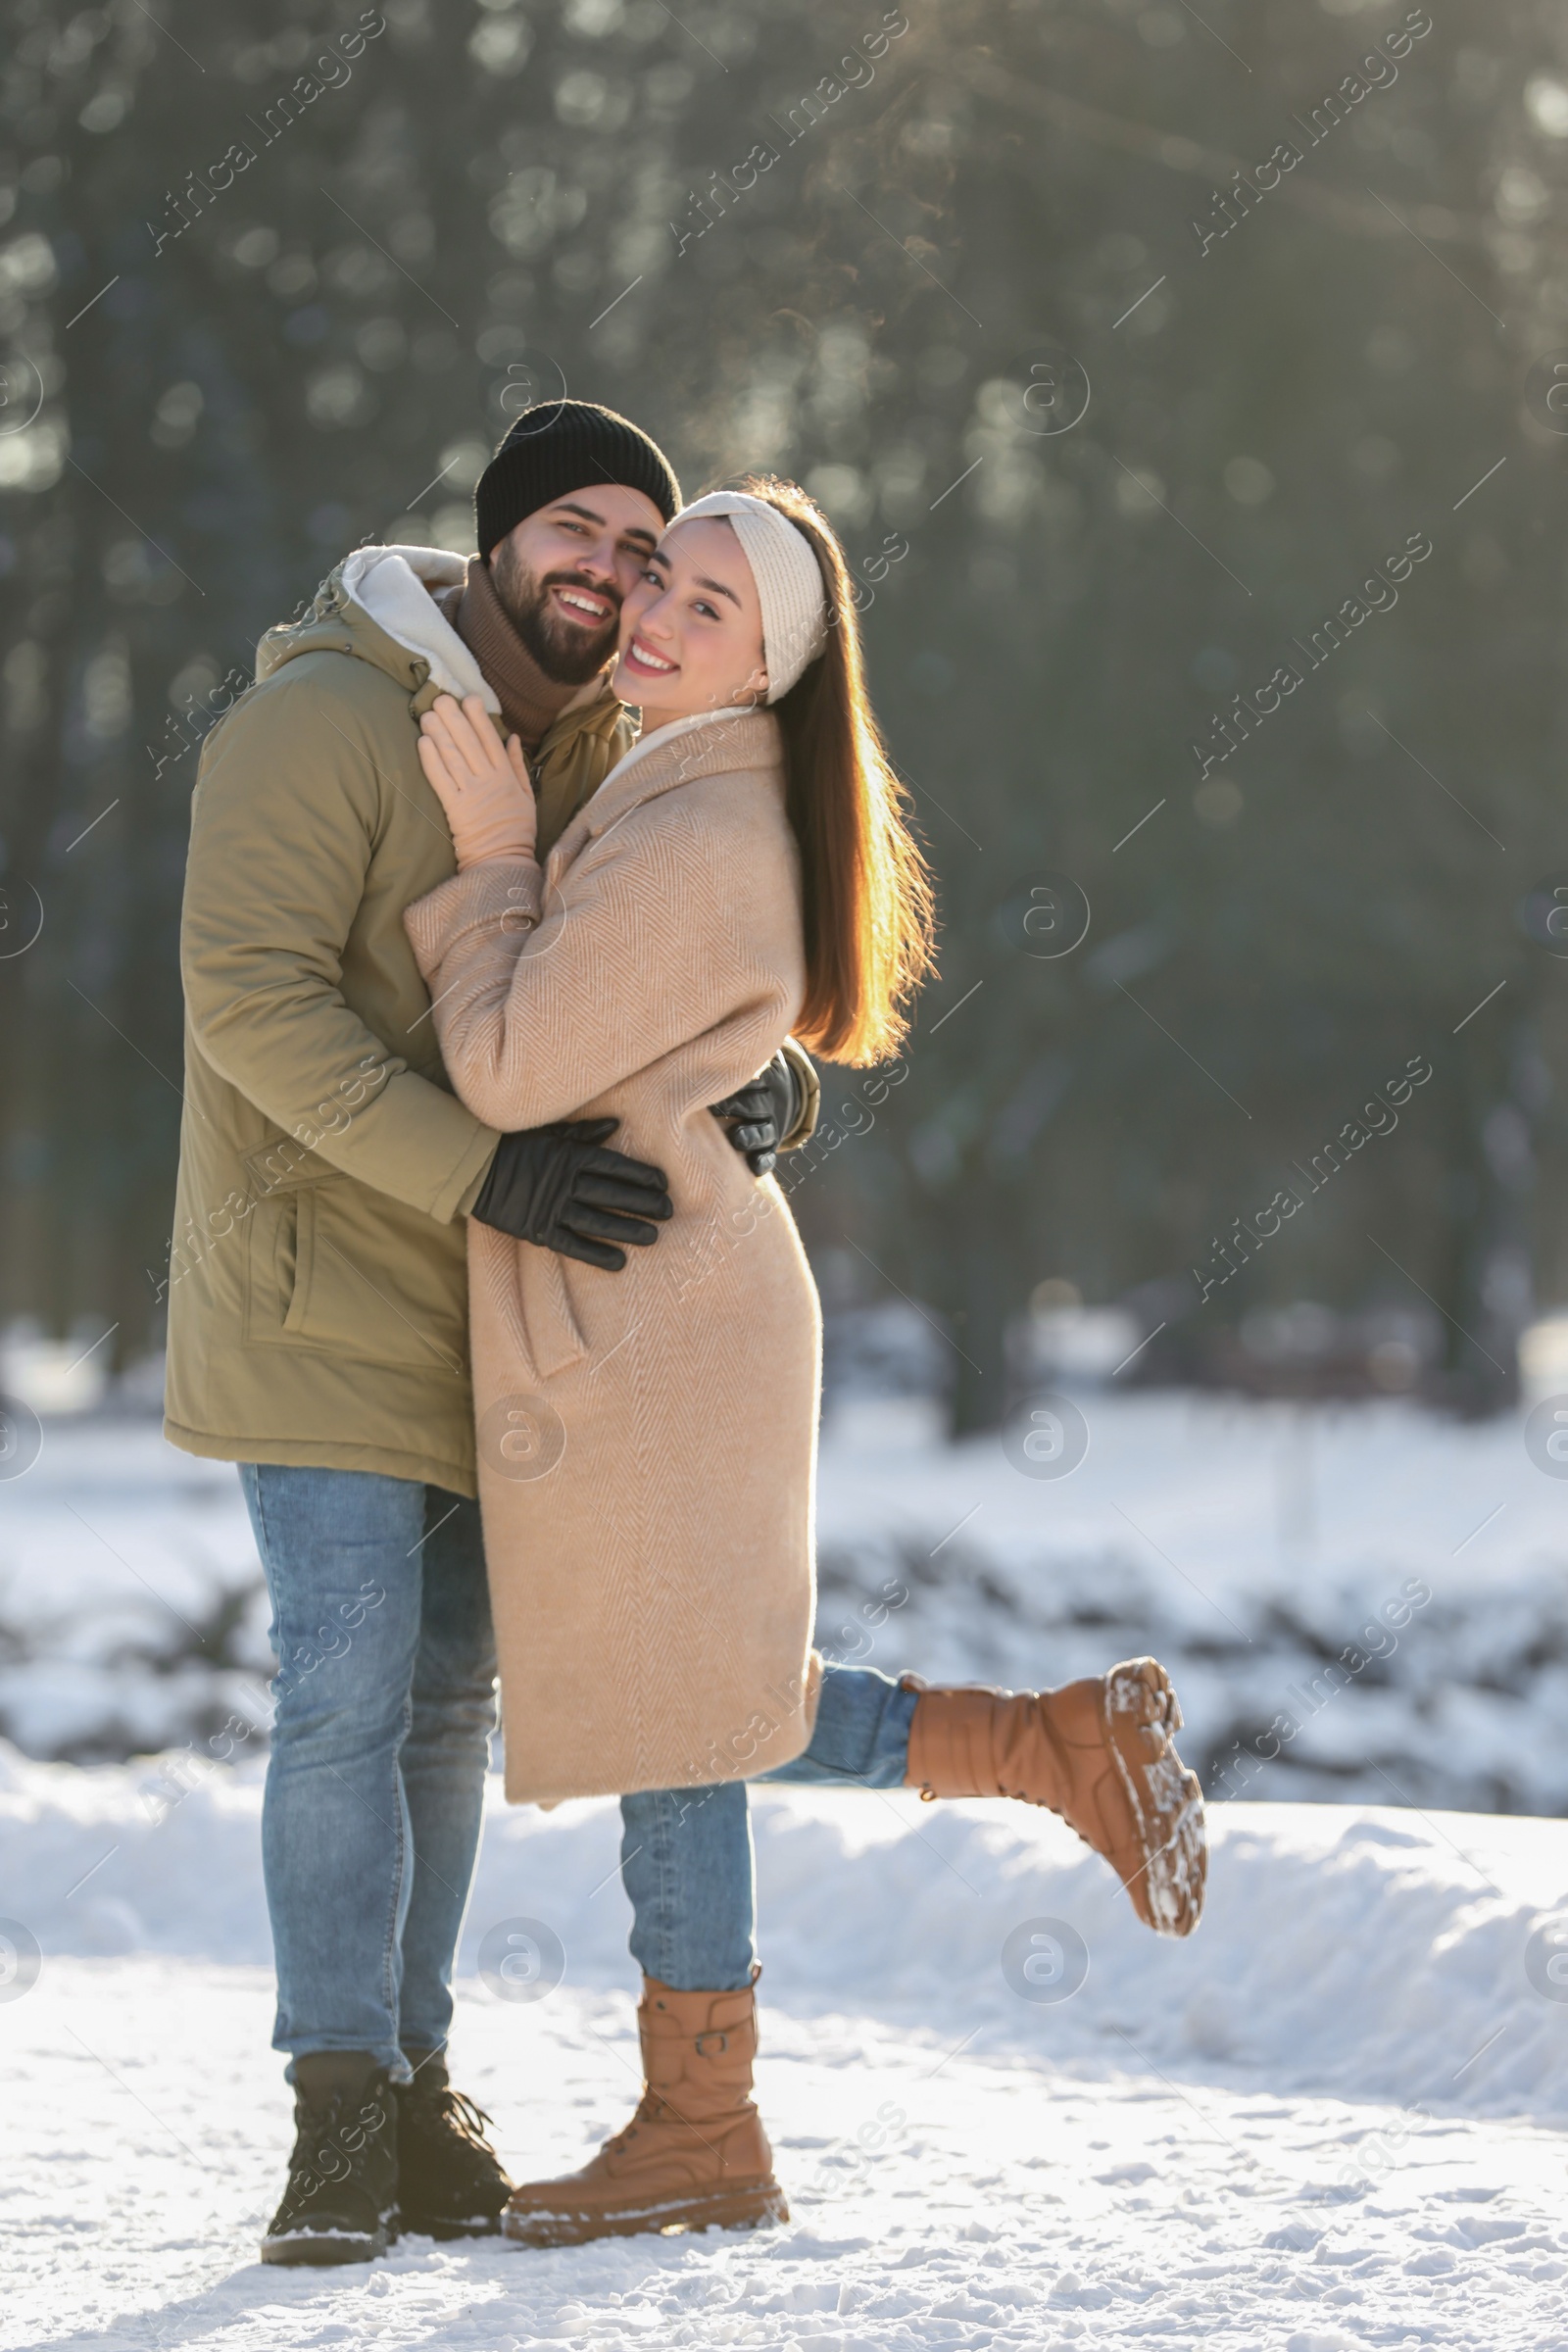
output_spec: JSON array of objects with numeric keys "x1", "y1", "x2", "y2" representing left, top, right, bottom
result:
[
  {"x1": 469, "y1": 1118, "x2": 672, "y2": 1272},
  {"x1": 709, "y1": 1052, "x2": 803, "y2": 1177}
]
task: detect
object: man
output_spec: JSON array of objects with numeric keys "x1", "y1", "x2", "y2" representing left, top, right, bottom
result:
[{"x1": 165, "y1": 401, "x2": 817, "y2": 2264}]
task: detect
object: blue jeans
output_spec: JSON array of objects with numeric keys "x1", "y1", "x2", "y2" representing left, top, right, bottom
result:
[
  {"x1": 620, "y1": 1665, "x2": 919, "y2": 1992},
  {"x1": 242, "y1": 1458, "x2": 917, "y2": 2045},
  {"x1": 240, "y1": 1464, "x2": 498, "y2": 2082}
]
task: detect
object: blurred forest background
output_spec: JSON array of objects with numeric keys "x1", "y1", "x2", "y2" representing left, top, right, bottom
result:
[{"x1": 4, "y1": 0, "x2": 1568, "y2": 1432}]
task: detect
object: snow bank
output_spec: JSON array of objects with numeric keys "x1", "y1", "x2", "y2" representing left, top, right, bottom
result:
[{"x1": 5, "y1": 1741, "x2": 1564, "y2": 2125}]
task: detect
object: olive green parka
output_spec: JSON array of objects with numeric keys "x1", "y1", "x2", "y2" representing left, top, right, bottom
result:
[{"x1": 162, "y1": 545, "x2": 641, "y2": 1496}]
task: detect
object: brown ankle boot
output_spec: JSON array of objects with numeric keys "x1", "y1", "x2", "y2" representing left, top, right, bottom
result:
[
  {"x1": 502, "y1": 1973, "x2": 788, "y2": 2247},
  {"x1": 903, "y1": 1658, "x2": 1206, "y2": 1937}
]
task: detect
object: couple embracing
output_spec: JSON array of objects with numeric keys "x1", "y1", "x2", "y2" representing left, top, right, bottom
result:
[{"x1": 164, "y1": 400, "x2": 1206, "y2": 2265}]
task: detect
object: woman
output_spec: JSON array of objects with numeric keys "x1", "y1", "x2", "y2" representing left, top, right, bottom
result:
[{"x1": 407, "y1": 480, "x2": 1206, "y2": 2245}]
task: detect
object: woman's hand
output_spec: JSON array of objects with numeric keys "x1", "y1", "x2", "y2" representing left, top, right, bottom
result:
[{"x1": 417, "y1": 693, "x2": 537, "y2": 868}]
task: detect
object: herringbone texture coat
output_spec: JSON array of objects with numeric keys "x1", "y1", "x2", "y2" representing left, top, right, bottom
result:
[{"x1": 405, "y1": 710, "x2": 821, "y2": 1802}]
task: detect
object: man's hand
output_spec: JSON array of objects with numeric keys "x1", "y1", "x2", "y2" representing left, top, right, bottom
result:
[
  {"x1": 469, "y1": 1118, "x2": 671, "y2": 1271},
  {"x1": 710, "y1": 1052, "x2": 803, "y2": 1177}
]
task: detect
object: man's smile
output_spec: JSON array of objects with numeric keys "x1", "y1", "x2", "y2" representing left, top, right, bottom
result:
[{"x1": 550, "y1": 582, "x2": 616, "y2": 629}]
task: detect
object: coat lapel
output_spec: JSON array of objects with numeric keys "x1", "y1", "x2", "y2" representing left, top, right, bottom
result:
[{"x1": 576, "y1": 710, "x2": 782, "y2": 845}]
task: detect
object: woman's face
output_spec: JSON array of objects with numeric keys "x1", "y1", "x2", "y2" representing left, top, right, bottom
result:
[{"x1": 612, "y1": 517, "x2": 767, "y2": 723}]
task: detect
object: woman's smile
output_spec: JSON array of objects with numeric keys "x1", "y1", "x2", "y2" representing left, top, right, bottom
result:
[{"x1": 622, "y1": 633, "x2": 679, "y2": 678}]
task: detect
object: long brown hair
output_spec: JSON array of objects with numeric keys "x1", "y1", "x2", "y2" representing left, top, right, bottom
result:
[{"x1": 727, "y1": 474, "x2": 935, "y2": 1064}]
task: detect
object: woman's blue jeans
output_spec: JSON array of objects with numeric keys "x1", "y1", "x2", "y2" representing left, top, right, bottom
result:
[
  {"x1": 621, "y1": 1665, "x2": 919, "y2": 1993},
  {"x1": 242, "y1": 1462, "x2": 920, "y2": 2065}
]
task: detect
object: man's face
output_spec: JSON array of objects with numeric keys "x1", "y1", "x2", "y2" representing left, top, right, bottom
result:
[{"x1": 488, "y1": 484, "x2": 665, "y2": 686}]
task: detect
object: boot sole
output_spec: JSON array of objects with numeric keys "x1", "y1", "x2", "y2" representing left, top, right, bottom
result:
[
  {"x1": 395, "y1": 2211, "x2": 506, "y2": 2240},
  {"x1": 1105, "y1": 1662, "x2": 1208, "y2": 1938},
  {"x1": 260, "y1": 2228, "x2": 387, "y2": 2266},
  {"x1": 503, "y1": 2180, "x2": 789, "y2": 2248},
  {"x1": 1136, "y1": 1774, "x2": 1206, "y2": 1937}
]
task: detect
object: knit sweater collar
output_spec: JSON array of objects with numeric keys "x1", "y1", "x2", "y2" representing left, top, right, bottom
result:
[{"x1": 443, "y1": 556, "x2": 604, "y2": 754}]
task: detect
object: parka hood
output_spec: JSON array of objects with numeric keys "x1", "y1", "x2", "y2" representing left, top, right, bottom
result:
[{"x1": 256, "y1": 545, "x2": 502, "y2": 713}]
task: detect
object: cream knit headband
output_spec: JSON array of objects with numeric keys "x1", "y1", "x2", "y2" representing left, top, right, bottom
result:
[{"x1": 673, "y1": 490, "x2": 830, "y2": 703}]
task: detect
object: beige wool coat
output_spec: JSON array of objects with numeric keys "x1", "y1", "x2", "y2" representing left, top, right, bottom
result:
[{"x1": 404, "y1": 708, "x2": 822, "y2": 1804}]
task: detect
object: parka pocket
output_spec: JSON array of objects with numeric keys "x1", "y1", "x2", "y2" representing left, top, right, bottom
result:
[
  {"x1": 243, "y1": 1190, "x2": 302, "y2": 1343},
  {"x1": 245, "y1": 1180, "x2": 467, "y2": 1375}
]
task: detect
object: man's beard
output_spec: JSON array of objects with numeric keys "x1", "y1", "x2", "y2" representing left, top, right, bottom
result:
[{"x1": 489, "y1": 543, "x2": 620, "y2": 686}]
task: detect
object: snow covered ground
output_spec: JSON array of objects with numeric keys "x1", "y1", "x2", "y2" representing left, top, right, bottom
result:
[
  {"x1": 4, "y1": 1396, "x2": 1568, "y2": 2345},
  {"x1": 3, "y1": 1756, "x2": 1568, "y2": 2350}
]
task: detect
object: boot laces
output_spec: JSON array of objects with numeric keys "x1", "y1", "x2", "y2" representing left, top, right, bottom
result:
[
  {"x1": 282, "y1": 2087, "x2": 388, "y2": 2206},
  {"x1": 292, "y1": 2083, "x2": 387, "y2": 2149},
  {"x1": 421, "y1": 2084, "x2": 499, "y2": 2153}
]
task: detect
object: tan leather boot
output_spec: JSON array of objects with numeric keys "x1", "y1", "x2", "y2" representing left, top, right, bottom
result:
[
  {"x1": 903, "y1": 1658, "x2": 1206, "y2": 1937},
  {"x1": 503, "y1": 1973, "x2": 788, "y2": 2247}
]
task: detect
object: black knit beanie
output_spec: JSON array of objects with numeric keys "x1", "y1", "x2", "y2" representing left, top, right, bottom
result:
[{"x1": 474, "y1": 401, "x2": 682, "y2": 558}]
